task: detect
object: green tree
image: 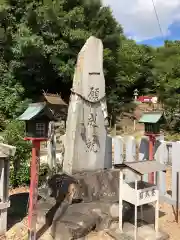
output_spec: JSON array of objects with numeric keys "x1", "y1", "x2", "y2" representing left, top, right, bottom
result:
[{"x1": 153, "y1": 40, "x2": 180, "y2": 130}]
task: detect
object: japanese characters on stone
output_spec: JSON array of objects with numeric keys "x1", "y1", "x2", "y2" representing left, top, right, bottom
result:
[
  {"x1": 87, "y1": 112, "x2": 97, "y2": 127},
  {"x1": 88, "y1": 87, "x2": 100, "y2": 102},
  {"x1": 86, "y1": 138, "x2": 98, "y2": 153}
]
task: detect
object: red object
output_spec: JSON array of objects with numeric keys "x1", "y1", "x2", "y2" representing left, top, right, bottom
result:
[
  {"x1": 148, "y1": 135, "x2": 155, "y2": 183},
  {"x1": 145, "y1": 133, "x2": 159, "y2": 184},
  {"x1": 137, "y1": 96, "x2": 153, "y2": 103},
  {"x1": 24, "y1": 137, "x2": 47, "y2": 240}
]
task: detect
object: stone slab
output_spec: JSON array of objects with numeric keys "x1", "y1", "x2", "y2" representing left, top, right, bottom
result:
[{"x1": 107, "y1": 222, "x2": 169, "y2": 240}]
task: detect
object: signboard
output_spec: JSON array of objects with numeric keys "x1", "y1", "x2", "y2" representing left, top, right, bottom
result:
[{"x1": 137, "y1": 96, "x2": 158, "y2": 103}]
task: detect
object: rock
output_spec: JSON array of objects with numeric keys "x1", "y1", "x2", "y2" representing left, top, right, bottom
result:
[
  {"x1": 49, "y1": 201, "x2": 132, "y2": 239},
  {"x1": 36, "y1": 169, "x2": 135, "y2": 239},
  {"x1": 51, "y1": 222, "x2": 72, "y2": 240},
  {"x1": 107, "y1": 229, "x2": 133, "y2": 240},
  {"x1": 109, "y1": 203, "x2": 119, "y2": 219},
  {"x1": 109, "y1": 202, "x2": 134, "y2": 220},
  {"x1": 95, "y1": 216, "x2": 112, "y2": 231},
  {"x1": 73, "y1": 169, "x2": 119, "y2": 202},
  {"x1": 51, "y1": 212, "x2": 101, "y2": 239},
  {"x1": 107, "y1": 222, "x2": 169, "y2": 240},
  {"x1": 37, "y1": 200, "x2": 54, "y2": 225},
  {"x1": 47, "y1": 173, "x2": 78, "y2": 201}
]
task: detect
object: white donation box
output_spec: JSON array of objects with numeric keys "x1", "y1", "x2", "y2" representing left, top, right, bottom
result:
[{"x1": 114, "y1": 160, "x2": 167, "y2": 240}]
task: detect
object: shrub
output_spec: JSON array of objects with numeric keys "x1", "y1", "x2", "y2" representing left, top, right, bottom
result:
[
  {"x1": 2, "y1": 120, "x2": 31, "y2": 187},
  {"x1": 2, "y1": 120, "x2": 63, "y2": 188}
]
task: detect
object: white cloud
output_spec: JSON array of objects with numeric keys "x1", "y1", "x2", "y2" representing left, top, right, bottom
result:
[{"x1": 103, "y1": 0, "x2": 180, "y2": 41}]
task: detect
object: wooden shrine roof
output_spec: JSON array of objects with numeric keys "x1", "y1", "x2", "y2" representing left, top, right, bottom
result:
[
  {"x1": 17, "y1": 102, "x2": 55, "y2": 121},
  {"x1": 114, "y1": 160, "x2": 167, "y2": 176},
  {"x1": 43, "y1": 93, "x2": 67, "y2": 106},
  {"x1": 139, "y1": 111, "x2": 163, "y2": 124}
]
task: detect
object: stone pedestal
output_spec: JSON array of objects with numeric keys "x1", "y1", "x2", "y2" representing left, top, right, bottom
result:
[
  {"x1": 108, "y1": 222, "x2": 169, "y2": 240},
  {"x1": 0, "y1": 143, "x2": 16, "y2": 235}
]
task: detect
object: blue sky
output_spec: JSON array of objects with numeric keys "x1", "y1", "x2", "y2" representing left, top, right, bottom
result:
[
  {"x1": 103, "y1": 0, "x2": 180, "y2": 47},
  {"x1": 140, "y1": 21, "x2": 180, "y2": 46}
]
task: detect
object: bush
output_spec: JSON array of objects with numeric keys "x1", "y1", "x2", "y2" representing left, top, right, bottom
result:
[
  {"x1": 2, "y1": 120, "x2": 31, "y2": 187},
  {"x1": 165, "y1": 132, "x2": 180, "y2": 141},
  {"x1": 2, "y1": 120, "x2": 64, "y2": 188}
]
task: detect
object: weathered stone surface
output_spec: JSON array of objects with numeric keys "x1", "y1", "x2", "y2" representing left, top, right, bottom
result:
[
  {"x1": 109, "y1": 202, "x2": 134, "y2": 222},
  {"x1": 107, "y1": 229, "x2": 134, "y2": 240},
  {"x1": 37, "y1": 200, "x2": 54, "y2": 225},
  {"x1": 107, "y1": 222, "x2": 169, "y2": 240},
  {"x1": 73, "y1": 169, "x2": 119, "y2": 202},
  {"x1": 37, "y1": 169, "x2": 135, "y2": 239},
  {"x1": 38, "y1": 169, "x2": 120, "y2": 203},
  {"x1": 51, "y1": 212, "x2": 101, "y2": 239},
  {"x1": 51, "y1": 222, "x2": 72, "y2": 240},
  {"x1": 36, "y1": 200, "x2": 133, "y2": 239},
  {"x1": 47, "y1": 173, "x2": 78, "y2": 201},
  {"x1": 63, "y1": 36, "x2": 109, "y2": 174},
  {"x1": 95, "y1": 216, "x2": 112, "y2": 231},
  {"x1": 109, "y1": 203, "x2": 119, "y2": 219}
]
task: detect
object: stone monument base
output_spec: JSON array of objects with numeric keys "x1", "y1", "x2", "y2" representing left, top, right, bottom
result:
[{"x1": 108, "y1": 222, "x2": 169, "y2": 240}]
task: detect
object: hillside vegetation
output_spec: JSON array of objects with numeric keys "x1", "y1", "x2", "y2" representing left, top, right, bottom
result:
[{"x1": 0, "y1": 0, "x2": 180, "y2": 186}]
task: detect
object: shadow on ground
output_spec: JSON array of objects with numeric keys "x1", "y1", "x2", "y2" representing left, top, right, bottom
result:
[
  {"x1": 129, "y1": 204, "x2": 166, "y2": 226},
  {"x1": 7, "y1": 192, "x2": 29, "y2": 230}
]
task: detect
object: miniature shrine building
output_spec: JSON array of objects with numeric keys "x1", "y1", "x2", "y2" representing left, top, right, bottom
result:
[
  {"x1": 40, "y1": 92, "x2": 68, "y2": 120},
  {"x1": 138, "y1": 111, "x2": 164, "y2": 135}
]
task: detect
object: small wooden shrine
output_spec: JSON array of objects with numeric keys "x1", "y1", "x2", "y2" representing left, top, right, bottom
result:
[
  {"x1": 41, "y1": 92, "x2": 67, "y2": 120},
  {"x1": 114, "y1": 160, "x2": 167, "y2": 240},
  {"x1": 139, "y1": 111, "x2": 164, "y2": 136},
  {"x1": 18, "y1": 102, "x2": 55, "y2": 139}
]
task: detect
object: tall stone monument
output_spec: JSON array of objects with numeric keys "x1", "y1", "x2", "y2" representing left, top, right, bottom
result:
[{"x1": 63, "y1": 36, "x2": 111, "y2": 174}]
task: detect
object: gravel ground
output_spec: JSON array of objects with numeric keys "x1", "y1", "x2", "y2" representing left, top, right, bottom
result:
[{"x1": 158, "y1": 168, "x2": 180, "y2": 240}]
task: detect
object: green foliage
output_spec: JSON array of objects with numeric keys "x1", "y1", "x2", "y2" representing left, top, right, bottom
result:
[
  {"x1": 165, "y1": 132, "x2": 180, "y2": 141},
  {"x1": 0, "y1": 0, "x2": 123, "y2": 187},
  {"x1": 152, "y1": 40, "x2": 180, "y2": 131},
  {"x1": 1, "y1": 0, "x2": 180, "y2": 187},
  {"x1": 2, "y1": 120, "x2": 31, "y2": 187}
]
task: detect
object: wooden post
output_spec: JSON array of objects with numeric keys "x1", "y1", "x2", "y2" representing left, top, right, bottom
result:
[
  {"x1": 28, "y1": 140, "x2": 41, "y2": 240},
  {"x1": 176, "y1": 172, "x2": 179, "y2": 223},
  {"x1": 134, "y1": 179, "x2": 138, "y2": 240},
  {"x1": 0, "y1": 160, "x2": 6, "y2": 234},
  {"x1": 140, "y1": 176, "x2": 143, "y2": 223},
  {"x1": 148, "y1": 135, "x2": 156, "y2": 184},
  {"x1": 119, "y1": 170, "x2": 123, "y2": 232},
  {"x1": 155, "y1": 172, "x2": 159, "y2": 236}
]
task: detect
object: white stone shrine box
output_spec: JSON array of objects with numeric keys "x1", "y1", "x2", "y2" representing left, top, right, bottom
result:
[
  {"x1": 0, "y1": 143, "x2": 16, "y2": 235},
  {"x1": 114, "y1": 160, "x2": 167, "y2": 240}
]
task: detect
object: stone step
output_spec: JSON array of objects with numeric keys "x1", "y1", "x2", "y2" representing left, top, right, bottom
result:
[{"x1": 107, "y1": 222, "x2": 169, "y2": 240}]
